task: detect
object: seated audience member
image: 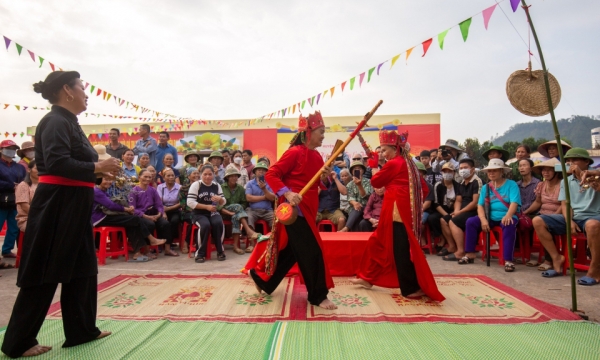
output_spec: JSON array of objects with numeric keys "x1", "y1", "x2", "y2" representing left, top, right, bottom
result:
[
  {"x1": 187, "y1": 164, "x2": 227, "y2": 263},
  {"x1": 339, "y1": 160, "x2": 373, "y2": 232},
  {"x1": 351, "y1": 153, "x2": 371, "y2": 179},
  {"x1": 509, "y1": 144, "x2": 541, "y2": 181},
  {"x1": 420, "y1": 150, "x2": 441, "y2": 186},
  {"x1": 208, "y1": 151, "x2": 226, "y2": 184},
  {"x1": 430, "y1": 163, "x2": 460, "y2": 255},
  {"x1": 432, "y1": 139, "x2": 469, "y2": 182},
  {"x1": 221, "y1": 148, "x2": 231, "y2": 168},
  {"x1": 15, "y1": 161, "x2": 38, "y2": 233},
  {"x1": 533, "y1": 148, "x2": 600, "y2": 285},
  {"x1": 219, "y1": 167, "x2": 260, "y2": 255},
  {"x1": 516, "y1": 158, "x2": 541, "y2": 233},
  {"x1": 336, "y1": 169, "x2": 352, "y2": 216},
  {"x1": 121, "y1": 149, "x2": 141, "y2": 178},
  {"x1": 180, "y1": 150, "x2": 200, "y2": 185},
  {"x1": 245, "y1": 161, "x2": 276, "y2": 233},
  {"x1": 316, "y1": 171, "x2": 346, "y2": 231},
  {"x1": 157, "y1": 168, "x2": 181, "y2": 256},
  {"x1": 537, "y1": 140, "x2": 572, "y2": 160},
  {"x1": 138, "y1": 152, "x2": 151, "y2": 169},
  {"x1": 178, "y1": 168, "x2": 200, "y2": 254},
  {"x1": 257, "y1": 156, "x2": 271, "y2": 168},
  {"x1": 146, "y1": 165, "x2": 158, "y2": 187},
  {"x1": 242, "y1": 149, "x2": 255, "y2": 180},
  {"x1": 93, "y1": 175, "x2": 166, "y2": 262},
  {"x1": 157, "y1": 154, "x2": 180, "y2": 185},
  {"x1": 227, "y1": 150, "x2": 249, "y2": 187},
  {"x1": 358, "y1": 187, "x2": 384, "y2": 231},
  {"x1": 461, "y1": 159, "x2": 521, "y2": 272},
  {"x1": 130, "y1": 169, "x2": 173, "y2": 259},
  {"x1": 416, "y1": 161, "x2": 435, "y2": 244},
  {"x1": 524, "y1": 158, "x2": 562, "y2": 268},
  {"x1": 442, "y1": 158, "x2": 482, "y2": 261},
  {"x1": 482, "y1": 145, "x2": 509, "y2": 163}
]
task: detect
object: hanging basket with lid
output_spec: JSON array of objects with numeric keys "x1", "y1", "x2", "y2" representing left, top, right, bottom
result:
[{"x1": 506, "y1": 67, "x2": 561, "y2": 117}]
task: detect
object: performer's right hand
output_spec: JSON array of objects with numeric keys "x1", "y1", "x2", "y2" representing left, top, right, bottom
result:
[
  {"x1": 95, "y1": 157, "x2": 121, "y2": 174},
  {"x1": 284, "y1": 191, "x2": 302, "y2": 206}
]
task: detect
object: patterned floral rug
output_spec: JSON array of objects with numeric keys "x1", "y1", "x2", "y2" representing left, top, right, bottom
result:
[{"x1": 46, "y1": 274, "x2": 580, "y2": 324}]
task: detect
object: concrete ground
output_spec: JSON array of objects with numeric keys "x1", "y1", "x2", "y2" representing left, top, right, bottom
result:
[{"x1": 0, "y1": 240, "x2": 597, "y2": 327}]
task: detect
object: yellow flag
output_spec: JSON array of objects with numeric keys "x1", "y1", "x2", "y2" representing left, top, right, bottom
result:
[{"x1": 390, "y1": 54, "x2": 400, "y2": 68}]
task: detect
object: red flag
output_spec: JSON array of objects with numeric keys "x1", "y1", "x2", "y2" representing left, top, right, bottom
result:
[
  {"x1": 97, "y1": 89, "x2": 102, "y2": 96},
  {"x1": 341, "y1": 81, "x2": 347, "y2": 92},
  {"x1": 422, "y1": 38, "x2": 433, "y2": 57}
]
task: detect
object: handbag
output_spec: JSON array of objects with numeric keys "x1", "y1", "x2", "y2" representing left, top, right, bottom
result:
[
  {"x1": 100, "y1": 196, "x2": 129, "y2": 216},
  {"x1": 489, "y1": 185, "x2": 531, "y2": 229},
  {"x1": 0, "y1": 191, "x2": 16, "y2": 208}
]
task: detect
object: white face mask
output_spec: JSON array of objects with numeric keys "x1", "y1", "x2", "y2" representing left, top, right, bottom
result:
[
  {"x1": 2, "y1": 149, "x2": 16, "y2": 158},
  {"x1": 25, "y1": 151, "x2": 35, "y2": 159},
  {"x1": 442, "y1": 173, "x2": 454, "y2": 181},
  {"x1": 234, "y1": 157, "x2": 242, "y2": 165},
  {"x1": 459, "y1": 169, "x2": 472, "y2": 179}
]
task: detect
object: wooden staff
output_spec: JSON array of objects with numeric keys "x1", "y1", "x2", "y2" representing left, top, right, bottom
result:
[{"x1": 276, "y1": 99, "x2": 383, "y2": 225}]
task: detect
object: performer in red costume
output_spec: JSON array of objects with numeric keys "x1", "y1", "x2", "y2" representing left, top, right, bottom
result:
[
  {"x1": 246, "y1": 111, "x2": 337, "y2": 310},
  {"x1": 351, "y1": 130, "x2": 445, "y2": 302}
]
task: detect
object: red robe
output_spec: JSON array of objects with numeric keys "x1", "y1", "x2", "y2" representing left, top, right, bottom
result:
[
  {"x1": 243, "y1": 144, "x2": 334, "y2": 289},
  {"x1": 356, "y1": 155, "x2": 445, "y2": 302}
]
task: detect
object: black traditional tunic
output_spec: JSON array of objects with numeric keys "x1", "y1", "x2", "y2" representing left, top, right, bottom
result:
[{"x1": 17, "y1": 105, "x2": 98, "y2": 287}]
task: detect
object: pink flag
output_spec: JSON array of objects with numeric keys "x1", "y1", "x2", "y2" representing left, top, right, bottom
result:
[
  {"x1": 510, "y1": 0, "x2": 520, "y2": 12},
  {"x1": 359, "y1": 72, "x2": 366, "y2": 87},
  {"x1": 422, "y1": 38, "x2": 433, "y2": 57},
  {"x1": 27, "y1": 50, "x2": 35, "y2": 62},
  {"x1": 482, "y1": 4, "x2": 497, "y2": 30}
]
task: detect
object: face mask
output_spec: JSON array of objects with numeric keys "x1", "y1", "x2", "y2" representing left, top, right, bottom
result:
[
  {"x1": 25, "y1": 151, "x2": 35, "y2": 159},
  {"x1": 459, "y1": 169, "x2": 472, "y2": 179},
  {"x1": 442, "y1": 173, "x2": 454, "y2": 181},
  {"x1": 2, "y1": 149, "x2": 16, "y2": 158},
  {"x1": 234, "y1": 157, "x2": 242, "y2": 164}
]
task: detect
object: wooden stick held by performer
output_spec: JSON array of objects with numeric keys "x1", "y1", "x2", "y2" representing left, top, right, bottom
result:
[{"x1": 350, "y1": 130, "x2": 445, "y2": 302}]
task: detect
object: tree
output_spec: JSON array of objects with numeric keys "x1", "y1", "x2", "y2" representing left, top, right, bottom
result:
[{"x1": 461, "y1": 138, "x2": 491, "y2": 168}]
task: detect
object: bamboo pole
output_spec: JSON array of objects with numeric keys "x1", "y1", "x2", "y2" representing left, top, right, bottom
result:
[{"x1": 520, "y1": 0, "x2": 577, "y2": 312}]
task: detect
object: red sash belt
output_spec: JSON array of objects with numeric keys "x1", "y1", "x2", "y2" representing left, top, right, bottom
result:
[{"x1": 39, "y1": 175, "x2": 95, "y2": 188}]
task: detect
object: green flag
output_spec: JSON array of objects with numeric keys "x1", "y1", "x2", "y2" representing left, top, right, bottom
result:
[
  {"x1": 349, "y1": 77, "x2": 356, "y2": 90},
  {"x1": 438, "y1": 29, "x2": 449, "y2": 49},
  {"x1": 15, "y1": 43, "x2": 23, "y2": 55},
  {"x1": 90, "y1": 85, "x2": 95, "y2": 94},
  {"x1": 301, "y1": 100, "x2": 306, "y2": 109},
  {"x1": 38, "y1": 56, "x2": 44, "y2": 68},
  {"x1": 367, "y1": 67, "x2": 376, "y2": 82},
  {"x1": 459, "y1": 18, "x2": 472, "y2": 42}
]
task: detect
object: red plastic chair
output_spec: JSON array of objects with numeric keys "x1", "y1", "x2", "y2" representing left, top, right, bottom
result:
[
  {"x1": 564, "y1": 233, "x2": 590, "y2": 275},
  {"x1": 94, "y1": 226, "x2": 128, "y2": 265},
  {"x1": 254, "y1": 219, "x2": 270, "y2": 235},
  {"x1": 318, "y1": 220, "x2": 337, "y2": 232},
  {"x1": 15, "y1": 231, "x2": 25, "y2": 268},
  {"x1": 420, "y1": 225, "x2": 436, "y2": 255},
  {"x1": 479, "y1": 226, "x2": 527, "y2": 265}
]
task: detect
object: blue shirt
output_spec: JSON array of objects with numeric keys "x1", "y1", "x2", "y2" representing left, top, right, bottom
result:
[
  {"x1": 0, "y1": 159, "x2": 26, "y2": 192},
  {"x1": 155, "y1": 143, "x2": 179, "y2": 173},
  {"x1": 478, "y1": 180, "x2": 521, "y2": 222},
  {"x1": 245, "y1": 179, "x2": 274, "y2": 210},
  {"x1": 318, "y1": 179, "x2": 340, "y2": 212},
  {"x1": 132, "y1": 137, "x2": 158, "y2": 167},
  {"x1": 559, "y1": 175, "x2": 600, "y2": 221}
]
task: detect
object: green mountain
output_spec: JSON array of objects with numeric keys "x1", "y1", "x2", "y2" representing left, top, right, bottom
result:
[{"x1": 492, "y1": 115, "x2": 600, "y2": 149}]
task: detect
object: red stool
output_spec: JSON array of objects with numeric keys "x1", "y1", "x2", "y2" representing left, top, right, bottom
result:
[
  {"x1": 254, "y1": 219, "x2": 270, "y2": 235},
  {"x1": 564, "y1": 233, "x2": 590, "y2": 275},
  {"x1": 420, "y1": 225, "x2": 436, "y2": 255},
  {"x1": 15, "y1": 231, "x2": 25, "y2": 268},
  {"x1": 318, "y1": 220, "x2": 337, "y2": 232},
  {"x1": 94, "y1": 227, "x2": 128, "y2": 265},
  {"x1": 479, "y1": 226, "x2": 527, "y2": 265}
]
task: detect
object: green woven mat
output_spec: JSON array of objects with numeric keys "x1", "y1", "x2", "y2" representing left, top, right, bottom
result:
[
  {"x1": 0, "y1": 320, "x2": 270, "y2": 359},
  {"x1": 264, "y1": 321, "x2": 600, "y2": 360}
]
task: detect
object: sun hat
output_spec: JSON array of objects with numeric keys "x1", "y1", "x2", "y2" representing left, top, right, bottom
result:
[
  {"x1": 439, "y1": 139, "x2": 463, "y2": 152},
  {"x1": 0, "y1": 140, "x2": 19, "y2": 149},
  {"x1": 415, "y1": 161, "x2": 427, "y2": 173},
  {"x1": 563, "y1": 147, "x2": 593, "y2": 165},
  {"x1": 481, "y1": 158, "x2": 511, "y2": 174},
  {"x1": 482, "y1": 146, "x2": 510, "y2": 162},
  {"x1": 223, "y1": 166, "x2": 241, "y2": 180},
  {"x1": 441, "y1": 162, "x2": 455, "y2": 172},
  {"x1": 208, "y1": 151, "x2": 224, "y2": 161},
  {"x1": 17, "y1": 141, "x2": 34, "y2": 158},
  {"x1": 184, "y1": 150, "x2": 200, "y2": 163},
  {"x1": 93, "y1": 144, "x2": 111, "y2": 160},
  {"x1": 252, "y1": 161, "x2": 269, "y2": 174},
  {"x1": 349, "y1": 160, "x2": 366, "y2": 173},
  {"x1": 532, "y1": 157, "x2": 561, "y2": 173},
  {"x1": 537, "y1": 140, "x2": 572, "y2": 158}
]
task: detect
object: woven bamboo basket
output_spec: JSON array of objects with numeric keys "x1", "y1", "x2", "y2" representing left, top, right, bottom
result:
[{"x1": 506, "y1": 68, "x2": 561, "y2": 117}]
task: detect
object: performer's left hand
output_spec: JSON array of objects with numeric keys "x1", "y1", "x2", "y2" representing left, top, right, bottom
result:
[{"x1": 321, "y1": 165, "x2": 332, "y2": 176}]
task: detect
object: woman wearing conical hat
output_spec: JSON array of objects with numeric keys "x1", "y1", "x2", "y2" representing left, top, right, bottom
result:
[{"x1": 351, "y1": 130, "x2": 445, "y2": 302}]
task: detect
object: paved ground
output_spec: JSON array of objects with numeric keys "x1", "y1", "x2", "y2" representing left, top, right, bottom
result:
[{"x1": 0, "y1": 240, "x2": 597, "y2": 327}]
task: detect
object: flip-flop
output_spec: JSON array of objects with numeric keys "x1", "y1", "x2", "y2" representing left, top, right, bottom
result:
[
  {"x1": 437, "y1": 248, "x2": 450, "y2": 257},
  {"x1": 541, "y1": 269, "x2": 562, "y2": 278},
  {"x1": 1, "y1": 253, "x2": 16, "y2": 259},
  {"x1": 128, "y1": 256, "x2": 149, "y2": 262},
  {"x1": 577, "y1": 276, "x2": 600, "y2": 286},
  {"x1": 537, "y1": 263, "x2": 552, "y2": 271},
  {"x1": 526, "y1": 260, "x2": 539, "y2": 267},
  {"x1": 0, "y1": 262, "x2": 15, "y2": 269},
  {"x1": 442, "y1": 253, "x2": 459, "y2": 261},
  {"x1": 164, "y1": 252, "x2": 180, "y2": 257}
]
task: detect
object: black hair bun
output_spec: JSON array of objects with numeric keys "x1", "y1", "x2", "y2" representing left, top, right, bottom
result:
[{"x1": 32, "y1": 81, "x2": 46, "y2": 94}]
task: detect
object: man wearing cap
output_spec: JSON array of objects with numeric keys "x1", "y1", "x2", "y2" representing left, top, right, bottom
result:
[
  {"x1": 208, "y1": 151, "x2": 226, "y2": 185},
  {"x1": 17, "y1": 141, "x2": 35, "y2": 173},
  {"x1": 0, "y1": 140, "x2": 27, "y2": 259},
  {"x1": 339, "y1": 160, "x2": 373, "y2": 232},
  {"x1": 105, "y1": 128, "x2": 129, "y2": 160},
  {"x1": 133, "y1": 124, "x2": 158, "y2": 167},
  {"x1": 419, "y1": 150, "x2": 441, "y2": 187},
  {"x1": 432, "y1": 139, "x2": 470, "y2": 183},
  {"x1": 155, "y1": 131, "x2": 178, "y2": 173},
  {"x1": 245, "y1": 161, "x2": 276, "y2": 232},
  {"x1": 534, "y1": 148, "x2": 600, "y2": 285}
]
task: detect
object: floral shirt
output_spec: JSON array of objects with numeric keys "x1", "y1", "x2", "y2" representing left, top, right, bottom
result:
[{"x1": 346, "y1": 178, "x2": 373, "y2": 207}]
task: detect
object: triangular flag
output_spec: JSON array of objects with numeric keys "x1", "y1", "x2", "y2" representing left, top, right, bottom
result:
[
  {"x1": 311, "y1": 96, "x2": 315, "y2": 106},
  {"x1": 27, "y1": 50, "x2": 35, "y2": 62},
  {"x1": 15, "y1": 43, "x2": 23, "y2": 55},
  {"x1": 15, "y1": 105, "x2": 20, "y2": 111},
  {"x1": 3, "y1": 104, "x2": 8, "y2": 109},
  {"x1": 482, "y1": 4, "x2": 497, "y2": 30},
  {"x1": 84, "y1": 82, "x2": 89, "y2": 90},
  {"x1": 49, "y1": 62, "x2": 55, "y2": 71},
  {"x1": 97, "y1": 88, "x2": 102, "y2": 96},
  {"x1": 359, "y1": 72, "x2": 366, "y2": 87},
  {"x1": 23, "y1": 107, "x2": 27, "y2": 110},
  {"x1": 330, "y1": 86, "x2": 335, "y2": 97},
  {"x1": 90, "y1": 85, "x2": 95, "y2": 94},
  {"x1": 323, "y1": 89, "x2": 328, "y2": 98},
  {"x1": 510, "y1": 0, "x2": 520, "y2": 12},
  {"x1": 438, "y1": 29, "x2": 449, "y2": 50},
  {"x1": 377, "y1": 62, "x2": 385, "y2": 75},
  {"x1": 106, "y1": 93, "x2": 112, "y2": 101},
  {"x1": 282, "y1": 108, "x2": 287, "y2": 116},
  {"x1": 391, "y1": 54, "x2": 400, "y2": 68},
  {"x1": 349, "y1": 77, "x2": 356, "y2": 90},
  {"x1": 3, "y1": 36, "x2": 10, "y2": 50},
  {"x1": 292, "y1": 104, "x2": 296, "y2": 114},
  {"x1": 405, "y1": 47, "x2": 414, "y2": 63},
  {"x1": 341, "y1": 81, "x2": 347, "y2": 92},
  {"x1": 102, "y1": 91, "x2": 107, "y2": 100},
  {"x1": 367, "y1": 68, "x2": 375, "y2": 82},
  {"x1": 316, "y1": 93, "x2": 321, "y2": 105},
  {"x1": 421, "y1": 39, "x2": 433, "y2": 57},
  {"x1": 459, "y1": 18, "x2": 472, "y2": 42},
  {"x1": 38, "y1": 56, "x2": 44, "y2": 68},
  {"x1": 301, "y1": 100, "x2": 306, "y2": 109}
]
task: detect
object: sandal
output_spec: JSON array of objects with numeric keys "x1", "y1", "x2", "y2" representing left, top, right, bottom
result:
[
  {"x1": 505, "y1": 262, "x2": 515, "y2": 272},
  {"x1": 458, "y1": 256, "x2": 475, "y2": 265},
  {"x1": 128, "y1": 256, "x2": 149, "y2": 263},
  {"x1": 442, "y1": 253, "x2": 459, "y2": 261},
  {"x1": 437, "y1": 248, "x2": 450, "y2": 257},
  {"x1": 245, "y1": 245, "x2": 254, "y2": 253},
  {"x1": 537, "y1": 263, "x2": 552, "y2": 271},
  {"x1": 526, "y1": 259, "x2": 539, "y2": 267},
  {"x1": 233, "y1": 247, "x2": 245, "y2": 255},
  {"x1": 541, "y1": 269, "x2": 562, "y2": 278},
  {"x1": 217, "y1": 252, "x2": 226, "y2": 261},
  {"x1": 577, "y1": 276, "x2": 599, "y2": 286},
  {"x1": 0, "y1": 261, "x2": 15, "y2": 269},
  {"x1": 195, "y1": 257, "x2": 205, "y2": 263}
]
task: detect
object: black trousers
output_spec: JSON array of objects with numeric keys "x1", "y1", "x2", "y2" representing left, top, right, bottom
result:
[
  {"x1": 250, "y1": 216, "x2": 329, "y2": 306},
  {"x1": 97, "y1": 214, "x2": 151, "y2": 253},
  {"x1": 1, "y1": 275, "x2": 100, "y2": 358},
  {"x1": 165, "y1": 210, "x2": 181, "y2": 242},
  {"x1": 427, "y1": 206, "x2": 452, "y2": 237},
  {"x1": 141, "y1": 217, "x2": 173, "y2": 244},
  {"x1": 193, "y1": 213, "x2": 224, "y2": 258},
  {"x1": 358, "y1": 219, "x2": 374, "y2": 232},
  {"x1": 393, "y1": 222, "x2": 420, "y2": 296}
]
